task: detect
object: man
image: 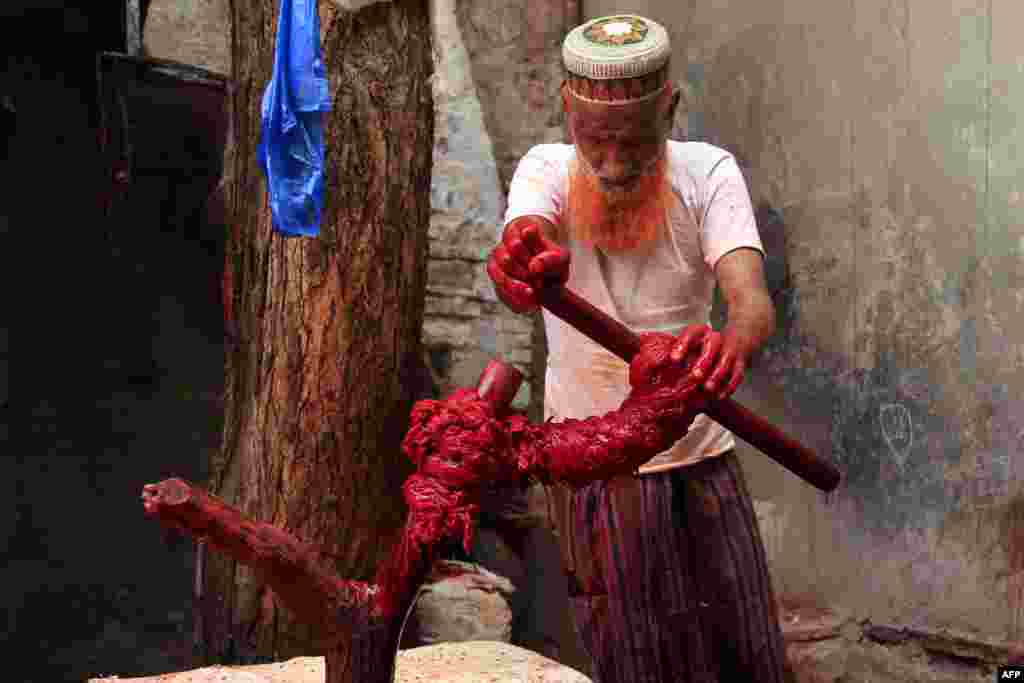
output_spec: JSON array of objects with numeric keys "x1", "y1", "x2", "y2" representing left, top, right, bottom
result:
[{"x1": 486, "y1": 15, "x2": 787, "y2": 683}]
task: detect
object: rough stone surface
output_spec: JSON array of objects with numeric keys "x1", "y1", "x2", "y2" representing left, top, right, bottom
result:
[
  {"x1": 89, "y1": 641, "x2": 592, "y2": 682},
  {"x1": 777, "y1": 603, "x2": 1013, "y2": 683},
  {"x1": 785, "y1": 639, "x2": 848, "y2": 683},
  {"x1": 142, "y1": 0, "x2": 230, "y2": 75},
  {"x1": 410, "y1": 560, "x2": 515, "y2": 645},
  {"x1": 778, "y1": 603, "x2": 847, "y2": 643},
  {"x1": 863, "y1": 622, "x2": 911, "y2": 645}
]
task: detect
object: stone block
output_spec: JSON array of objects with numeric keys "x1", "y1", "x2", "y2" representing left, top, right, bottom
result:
[
  {"x1": 785, "y1": 639, "x2": 849, "y2": 683},
  {"x1": 471, "y1": 264, "x2": 500, "y2": 301},
  {"x1": 425, "y1": 294, "x2": 483, "y2": 319},
  {"x1": 423, "y1": 318, "x2": 476, "y2": 348},
  {"x1": 90, "y1": 641, "x2": 593, "y2": 682},
  {"x1": 500, "y1": 309, "x2": 535, "y2": 328},
  {"x1": 429, "y1": 214, "x2": 496, "y2": 261},
  {"x1": 430, "y1": 157, "x2": 498, "y2": 229},
  {"x1": 445, "y1": 346, "x2": 508, "y2": 392},
  {"x1": 864, "y1": 622, "x2": 910, "y2": 645},
  {"x1": 498, "y1": 344, "x2": 535, "y2": 365},
  {"x1": 782, "y1": 619, "x2": 1007, "y2": 683},
  {"x1": 507, "y1": 347, "x2": 534, "y2": 366},
  {"x1": 499, "y1": 329, "x2": 534, "y2": 347},
  {"x1": 477, "y1": 315, "x2": 499, "y2": 355},
  {"x1": 411, "y1": 560, "x2": 515, "y2": 645},
  {"x1": 778, "y1": 603, "x2": 847, "y2": 643},
  {"x1": 838, "y1": 641, "x2": 992, "y2": 683},
  {"x1": 142, "y1": 0, "x2": 230, "y2": 75},
  {"x1": 399, "y1": 641, "x2": 591, "y2": 682},
  {"x1": 427, "y1": 258, "x2": 478, "y2": 294}
]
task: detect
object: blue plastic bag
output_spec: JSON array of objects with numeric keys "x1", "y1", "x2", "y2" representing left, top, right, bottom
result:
[{"x1": 257, "y1": 0, "x2": 332, "y2": 237}]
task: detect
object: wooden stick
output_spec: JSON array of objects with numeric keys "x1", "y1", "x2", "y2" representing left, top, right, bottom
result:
[
  {"x1": 476, "y1": 359, "x2": 524, "y2": 410},
  {"x1": 537, "y1": 286, "x2": 841, "y2": 492}
]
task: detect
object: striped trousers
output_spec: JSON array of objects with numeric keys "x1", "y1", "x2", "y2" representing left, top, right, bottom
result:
[{"x1": 561, "y1": 451, "x2": 787, "y2": 683}]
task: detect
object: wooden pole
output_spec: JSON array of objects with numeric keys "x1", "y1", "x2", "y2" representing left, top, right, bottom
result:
[{"x1": 536, "y1": 285, "x2": 841, "y2": 492}]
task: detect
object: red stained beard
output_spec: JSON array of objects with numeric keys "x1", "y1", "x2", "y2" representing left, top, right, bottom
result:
[{"x1": 566, "y1": 151, "x2": 672, "y2": 253}]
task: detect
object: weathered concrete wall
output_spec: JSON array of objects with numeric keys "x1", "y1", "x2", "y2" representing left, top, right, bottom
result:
[
  {"x1": 424, "y1": 0, "x2": 534, "y2": 408},
  {"x1": 585, "y1": 0, "x2": 1024, "y2": 678}
]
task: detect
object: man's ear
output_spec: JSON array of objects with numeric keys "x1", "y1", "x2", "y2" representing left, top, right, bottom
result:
[
  {"x1": 560, "y1": 81, "x2": 571, "y2": 114},
  {"x1": 666, "y1": 87, "x2": 681, "y2": 127}
]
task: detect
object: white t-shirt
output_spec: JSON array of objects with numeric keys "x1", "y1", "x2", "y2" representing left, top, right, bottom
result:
[{"x1": 502, "y1": 140, "x2": 765, "y2": 474}]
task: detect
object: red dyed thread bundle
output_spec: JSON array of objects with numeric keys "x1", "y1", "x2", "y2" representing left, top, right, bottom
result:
[
  {"x1": 508, "y1": 332, "x2": 707, "y2": 486},
  {"x1": 373, "y1": 333, "x2": 707, "y2": 616},
  {"x1": 372, "y1": 388, "x2": 520, "y2": 616}
]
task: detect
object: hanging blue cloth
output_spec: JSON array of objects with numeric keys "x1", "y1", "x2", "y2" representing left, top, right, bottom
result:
[{"x1": 257, "y1": 0, "x2": 332, "y2": 237}]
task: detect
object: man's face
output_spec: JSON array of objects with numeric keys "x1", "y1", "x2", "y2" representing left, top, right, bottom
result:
[
  {"x1": 562, "y1": 84, "x2": 679, "y2": 252},
  {"x1": 566, "y1": 86, "x2": 676, "y2": 195}
]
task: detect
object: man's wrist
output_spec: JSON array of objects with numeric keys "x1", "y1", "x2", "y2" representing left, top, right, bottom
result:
[
  {"x1": 721, "y1": 322, "x2": 762, "y2": 361},
  {"x1": 722, "y1": 293, "x2": 775, "y2": 359}
]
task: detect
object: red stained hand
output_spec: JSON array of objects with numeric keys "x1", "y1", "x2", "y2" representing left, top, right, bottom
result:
[
  {"x1": 669, "y1": 324, "x2": 748, "y2": 401},
  {"x1": 486, "y1": 218, "x2": 570, "y2": 314}
]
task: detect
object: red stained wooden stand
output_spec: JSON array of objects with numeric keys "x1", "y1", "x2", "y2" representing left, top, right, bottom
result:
[{"x1": 140, "y1": 364, "x2": 525, "y2": 683}]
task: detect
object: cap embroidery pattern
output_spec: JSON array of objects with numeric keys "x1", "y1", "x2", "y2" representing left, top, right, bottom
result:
[
  {"x1": 563, "y1": 14, "x2": 671, "y2": 81},
  {"x1": 583, "y1": 16, "x2": 649, "y2": 46}
]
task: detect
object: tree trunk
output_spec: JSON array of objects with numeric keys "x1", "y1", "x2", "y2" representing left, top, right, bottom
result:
[{"x1": 204, "y1": 0, "x2": 433, "y2": 672}]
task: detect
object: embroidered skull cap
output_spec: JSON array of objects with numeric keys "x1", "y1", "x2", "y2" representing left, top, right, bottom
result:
[{"x1": 562, "y1": 15, "x2": 671, "y2": 81}]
